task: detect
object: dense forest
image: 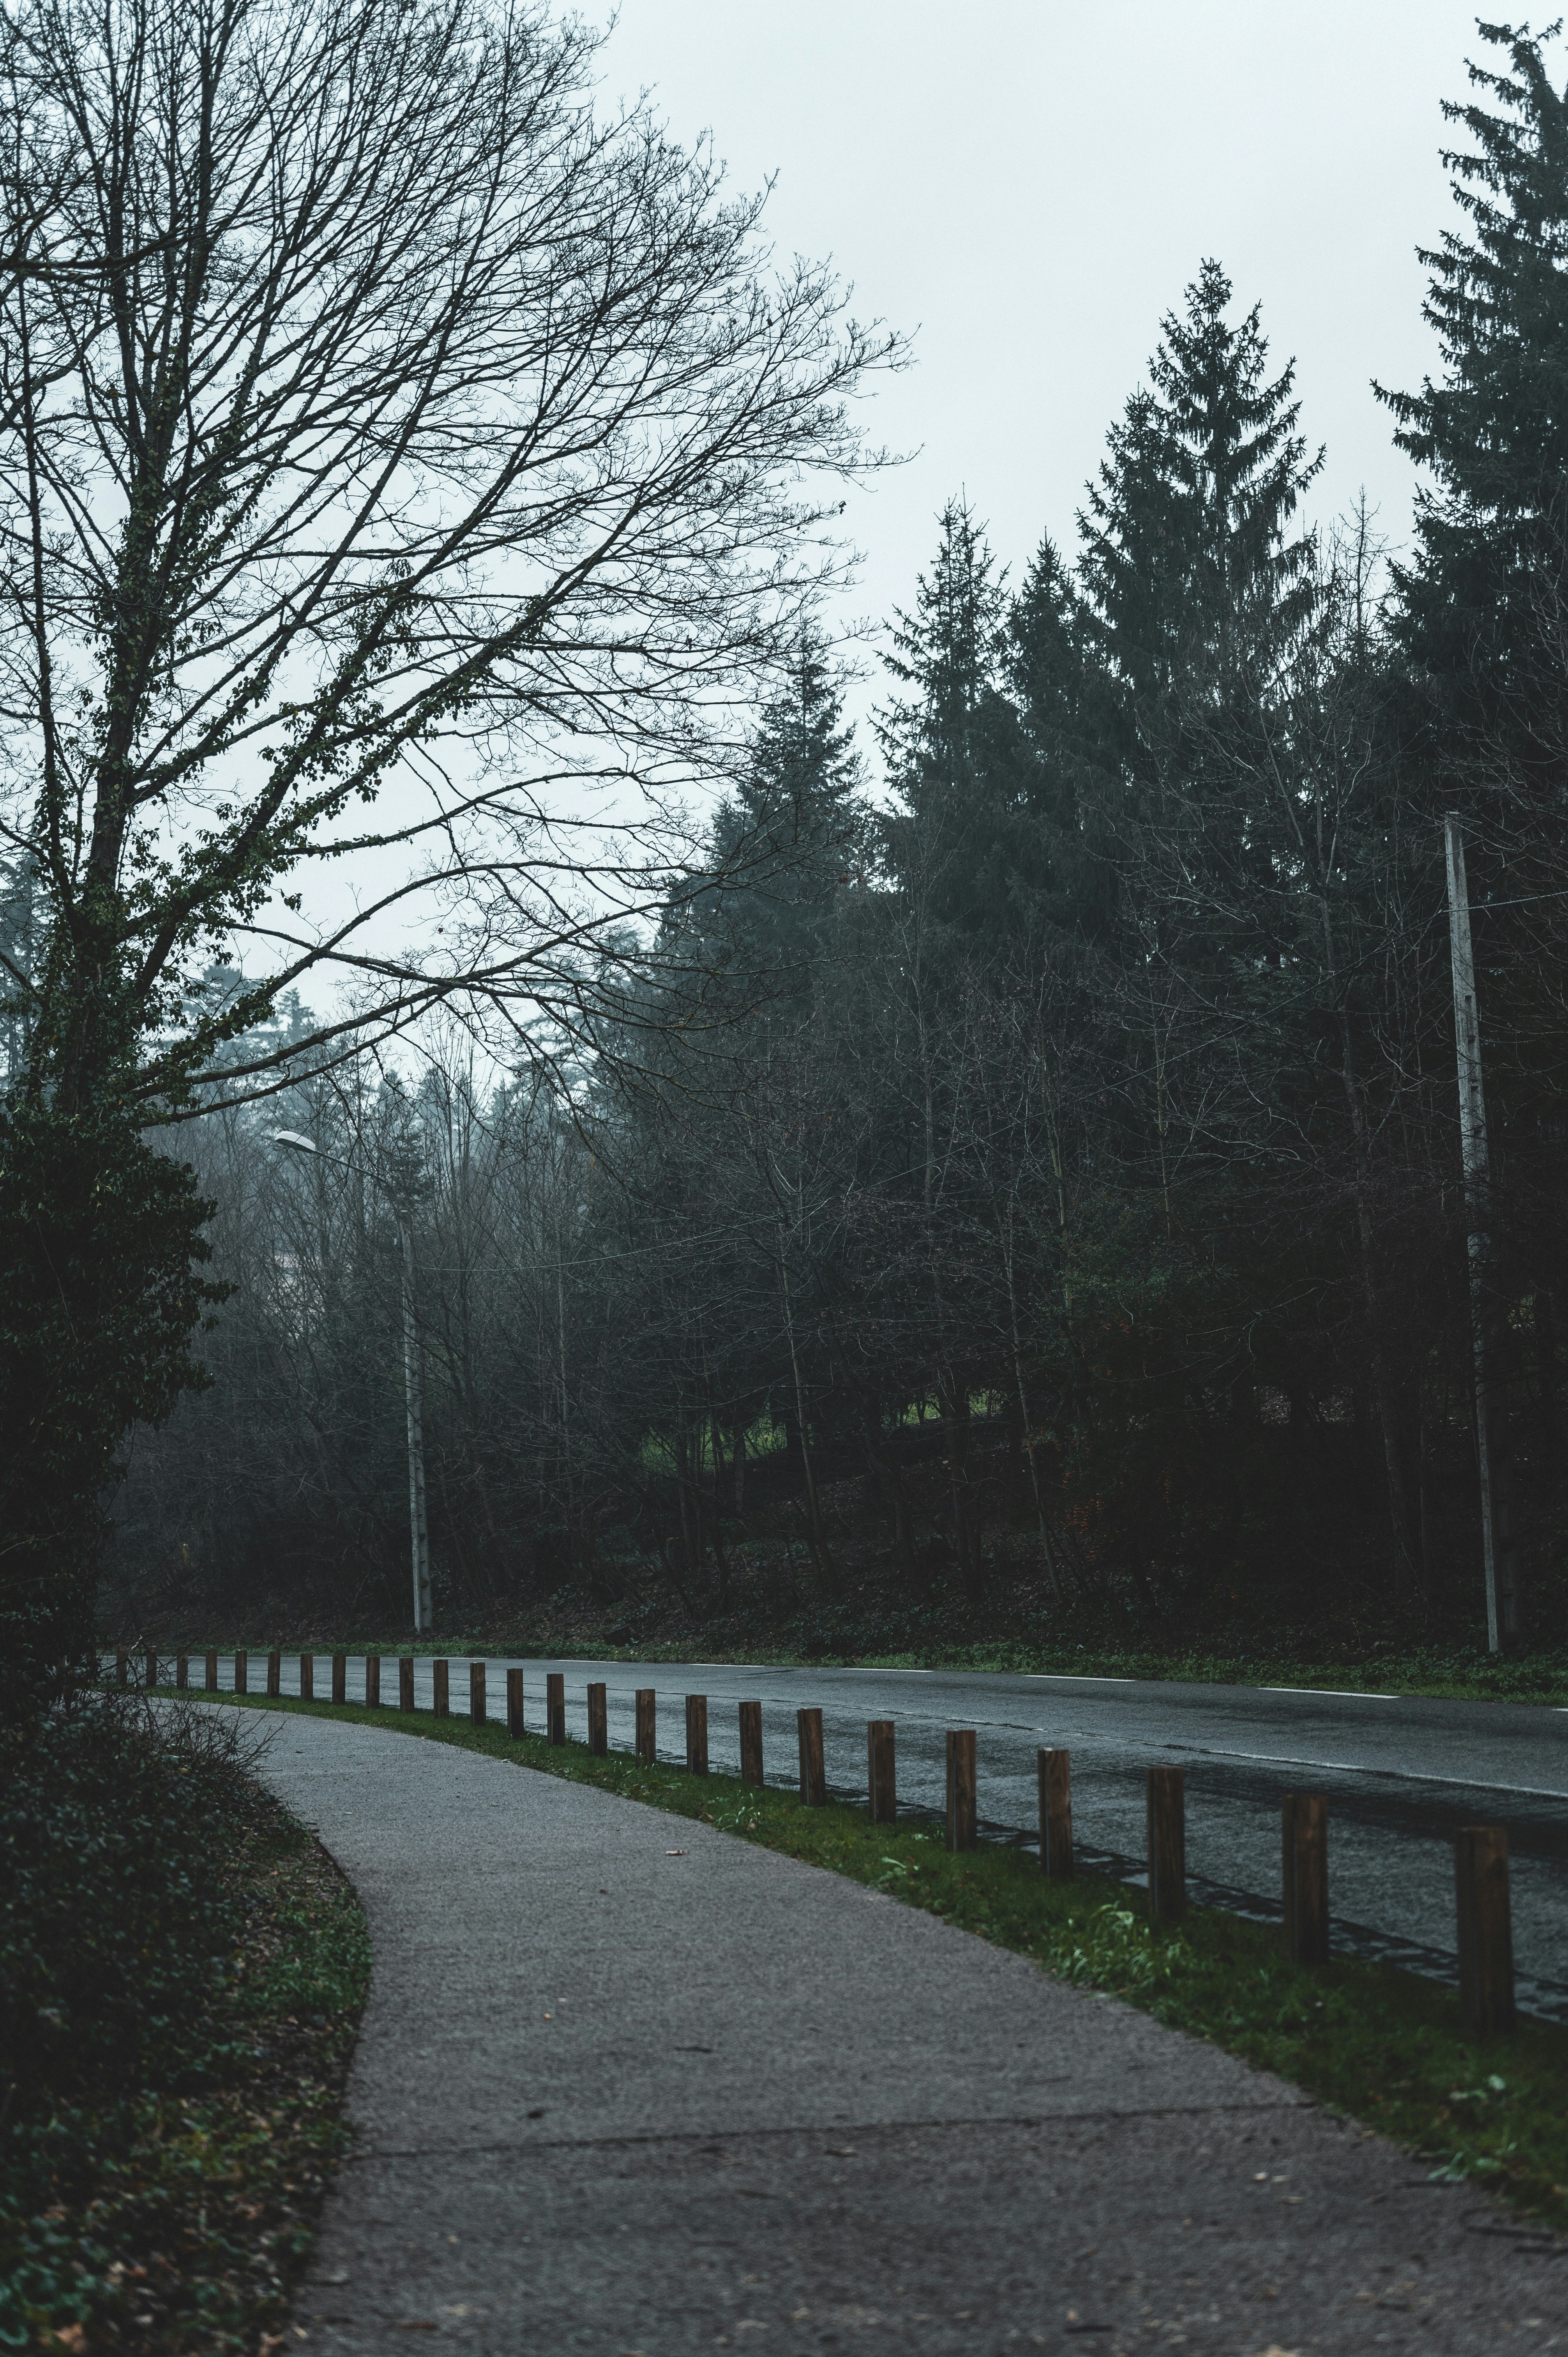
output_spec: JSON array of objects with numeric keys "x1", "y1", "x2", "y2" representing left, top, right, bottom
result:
[{"x1": 89, "y1": 27, "x2": 1568, "y2": 1654}]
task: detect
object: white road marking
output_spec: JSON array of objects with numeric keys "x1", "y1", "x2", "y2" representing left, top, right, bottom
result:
[{"x1": 1260, "y1": 1687, "x2": 1398, "y2": 1699}]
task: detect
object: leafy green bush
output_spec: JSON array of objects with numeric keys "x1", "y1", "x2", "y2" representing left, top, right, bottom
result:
[{"x1": 0, "y1": 1101, "x2": 224, "y2": 1723}]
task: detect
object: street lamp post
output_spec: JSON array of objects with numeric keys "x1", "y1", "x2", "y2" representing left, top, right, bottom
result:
[{"x1": 274, "y1": 1130, "x2": 434, "y2": 1634}]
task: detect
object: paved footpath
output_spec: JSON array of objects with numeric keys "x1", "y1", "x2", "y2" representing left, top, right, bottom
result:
[
  {"x1": 255, "y1": 1713, "x2": 1566, "y2": 2356},
  {"x1": 205, "y1": 1651, "x2": 1568, "y2": 2008}
]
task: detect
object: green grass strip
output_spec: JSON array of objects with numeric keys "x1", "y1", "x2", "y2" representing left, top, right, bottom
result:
[
  {"x1": 203, "y1": 1687, "x2": 1568, "y2": 2237},
  {"x1": 176, "y1": 1639, "x2": 1568, "y2": 1705}
]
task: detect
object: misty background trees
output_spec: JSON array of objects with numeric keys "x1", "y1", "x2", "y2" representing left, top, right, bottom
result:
[
  {"x1": 11, "y1": 14, "x2": 1568, "y2": 1658},
  {"x1": 0, "y1": 0, "x2": 897, "y2": 1698}
]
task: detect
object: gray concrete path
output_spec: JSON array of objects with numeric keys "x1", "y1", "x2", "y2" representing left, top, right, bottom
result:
[
  {"x1": 189, "y1": 1653, "x2": 1568, "y2": 2007},
  {"x1": 253, "y1": 1711, "x2": 1566, "y2": 2355}
]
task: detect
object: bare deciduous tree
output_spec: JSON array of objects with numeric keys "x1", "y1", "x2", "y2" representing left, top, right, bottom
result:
[{"x1": 0, "y1": 0, "x2": 898, "y2": 1110}]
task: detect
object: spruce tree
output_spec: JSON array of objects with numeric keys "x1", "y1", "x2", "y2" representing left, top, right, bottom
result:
[
  {"x1": 706, "y1": 631, "x2": 868, "y2": 988},
  {"x1": 1380, "y1": 22, "x2": 1568, "y2": 750},
  {"x1": 878, "y1": 498, "x2": 1038, "y2": 938},
  {"x1": 1073, "y1": 263, "x2": 1324, "y2": 954},
  {"x1": 1081, "y1": 260, "x2": 1323, "y2": 720}
]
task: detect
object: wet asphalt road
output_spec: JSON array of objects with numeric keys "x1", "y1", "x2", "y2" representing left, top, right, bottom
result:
[{"x1": 180, "y1": 1650, "x2": 1568, "y2": 2013}]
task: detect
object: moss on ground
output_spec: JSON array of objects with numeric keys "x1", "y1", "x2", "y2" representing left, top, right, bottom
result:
[{"x1": 208, "y1": 1687, "x2": 1568, "y2": 2239}]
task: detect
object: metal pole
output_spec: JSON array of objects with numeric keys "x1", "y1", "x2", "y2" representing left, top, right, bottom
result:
[
  {"x1": 272, "y1": 1132, "x2": 434, "y2": 1638},
  {"x1": 1444, "y1": 815, "x2": 1517, "y2": 1651},
  {"x1": 399, "y1": 1211, "x2": 434, "y2": 1634}
]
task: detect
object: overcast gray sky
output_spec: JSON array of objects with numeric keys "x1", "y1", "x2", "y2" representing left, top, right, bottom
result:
[{"x1": 595, "y1": 1, "x2": 1495, "y2": 686}]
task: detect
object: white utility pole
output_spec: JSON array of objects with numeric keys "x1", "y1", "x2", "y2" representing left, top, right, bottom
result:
[
  {"x1": 274, "y1": 1131, "x2": 433, "y2": 1634},
  {"x1": 398, "y1": 1208, "x2": 434, "y2": 1631},
  {"x1": 1443, "y1": 816, "x2": 1518, "y2": 1652}
]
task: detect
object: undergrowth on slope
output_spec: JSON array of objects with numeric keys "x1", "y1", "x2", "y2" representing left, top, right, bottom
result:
[{"x1": 1, "y1": 1696, "x2": 369, "y2": 2353}]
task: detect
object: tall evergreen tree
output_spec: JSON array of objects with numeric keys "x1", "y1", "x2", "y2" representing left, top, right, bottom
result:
[
  {"x1": 1381, "y1": 21, "x2": 1568, "y2": 767},
  {"x1": 703, "y1": 631, "x2": 869, "y2": 999},
  {"x1": 879, "y1": 499, "x2": 1041, "y2": 937},
  {"x1": 1071, "y1": 263, "x2": 1325, "y2": 966},
  {"x1": 1081, "y1": 260, "x2": 1323, "y2": 719}
]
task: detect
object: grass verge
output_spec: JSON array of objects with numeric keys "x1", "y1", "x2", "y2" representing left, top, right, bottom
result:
[
  {"x1": 177, "y1": 1638, "x2": 1568, "y2": 1706},
  {"x1": 4, "y1": 1704, "x2": 369, "y2": 2354},
  {"x1": 206, "y1": 1687, "x2": 1568, "y2": 2239}
]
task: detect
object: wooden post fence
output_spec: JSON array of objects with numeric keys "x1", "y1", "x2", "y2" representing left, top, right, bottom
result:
[
  {"x1": 299, "y1": 1654, "x2": 314, "y2": 1701},
  {"x1": 636, "y1": 1688, "x2": 656, "y2": 1764},
  {"x1": 507, "y1": 1668, "x2": 525, "y2": 1738},
  {"x1": 946, "y1": 1729, "x2": 978, "y2": 1852},
  {"x1": 1038, "y1": 1748, "x2": 1073, "y2": 1879},
  {"x1": 1147, "y1": 1765, "x2": 1186, "y2": 1924},
  {"x1": 797, "y1": 1707, "x2": 826, "y2": 1806},
  {"x1": 685, "y1": 1694, "x2": 708, "y2": 1774},
  {"x1": 738, "y1": 1700, "x2": 764, "y2": 1786},
  {"x1": 205, "y1": 1650, "x2": 218, "y2": 1693},
  {"x1": 234, "y1": 1650, "x2": 248, "y2": 1695},
  {"x1": 267, "y1": 1650, "x2": 281, "y2": 1697},
  {"x1": 145, "y1": 1647, "x2": 158, "y2": 1692},
  {"x1": 547, "y1": 1672, "x2": 566, "y2": 1744},
  {"x1": 364, "y1": 1655, "x2": 380, "y2": 1708},
  {"x1": 432, "y1": 1659, "x2": 449, "y2": 1716},
  {"x1": 400, "y1": 1656, "x2": 416, "y2": 1713},
  {"x1": 175, "y1": 1654, "x2": 189, "y2": 1691},
  {"x1": 1282, "y1": 1792, "x2": 1329, "y2": 1966},
  {"x1": 468, "y1": 1661, "x2": 486, "y2": 1724},
  {"x1": 867, "y1": 1719, "x2": 896, "y2": 1823},
  {"x1": 588, "y1": 1682, "x2": 608, "y2": 1755},
  {"x1": 1456, "y1": 1825, "x2": 1515, "y2": 2038},
  {"x1": 115, "y1": 1649, "x2": 128, "y2": 1687},
  {"x1": 331, "y1": 1653, "x2": 346, "y2": 1703}
]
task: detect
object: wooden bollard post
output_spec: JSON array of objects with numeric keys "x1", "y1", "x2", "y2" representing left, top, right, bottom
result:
[
  {"x1": 234, "y1": 1650, "x2": 248, "y2": 1695},
  {"x1": 1146, "y1": 1765, "x2": 1186, "y2": 1924},
  {"x1": 205, "y1": 1649, "x2": 218, "y2": 1692},
  {"x1": 738, "y1": 1699, "x2": 764, "y2": 1786},
  {"x1": 636, "y1": 1687, "x2": 656, "y2": 1763},
  {"x1": 299, "y1": 1653, "x2": 314, "y2": 1701},
  {"x1": 946, "y1": 1729, "x2": 978, "y2": 1852},
  {"x1": 547, "y1": 1672, "x2": 566, "y2": 1744},
  {"x1": 331, "y1": 1652, "x2": 347, "y2": 1703},
  {"x1": 469, "y1": 1661, "x2": 486, "y2": 1724},
  {"x1": 175, "y1": 1653, "x2": 189, "y2": 1691},
  {"x1": 364, "y1": 1655, "x2": 381, "y2": 1708},
  {"x1": 145, "y1": 1647, "x2": 159, "y2": 1691},
  {"x1": 588, "y1": 1682, "x2": 608, "y2": 1755},
  {"x1": 116, "y1": 1648, "x2": 128, "y2": 1686},
  {"x1": 798, "y1": 1707, "x2": 826, "y2": 1806},
  {"x1": 267, "y1": 1649, "x2": 281, "y2": 1697},
  {"x1": 867, "y1": 1720, "x2": 897, "y2": 1823},
  {"x1": 400, "y1": 1655, "x2": 415, "y2": 1712},
  {"x1": 1282, "y1": 1792, "x2": 1329, "y2": 1965},
  {"x1": 507, "y1": 1668, "x2": 525, "y2": 1738},
  {"x1": 1038, "y1": 1747, "x2": 1073, "y2": 1878},
  {"x1": 1456, "y1": 1825, "x2": 1515, "y2": 2038},
  {"x1": 685, "y1": 1693, "x2": 707, "y2": 1773},
  {"x1": 432, "y1": 1659, "x2": 449, "y2": 1716}
]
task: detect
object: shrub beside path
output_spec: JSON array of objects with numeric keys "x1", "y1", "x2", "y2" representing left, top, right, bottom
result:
[{"x1": 257, "y1": 1713, "x2": 1563, "y2": 2355}]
